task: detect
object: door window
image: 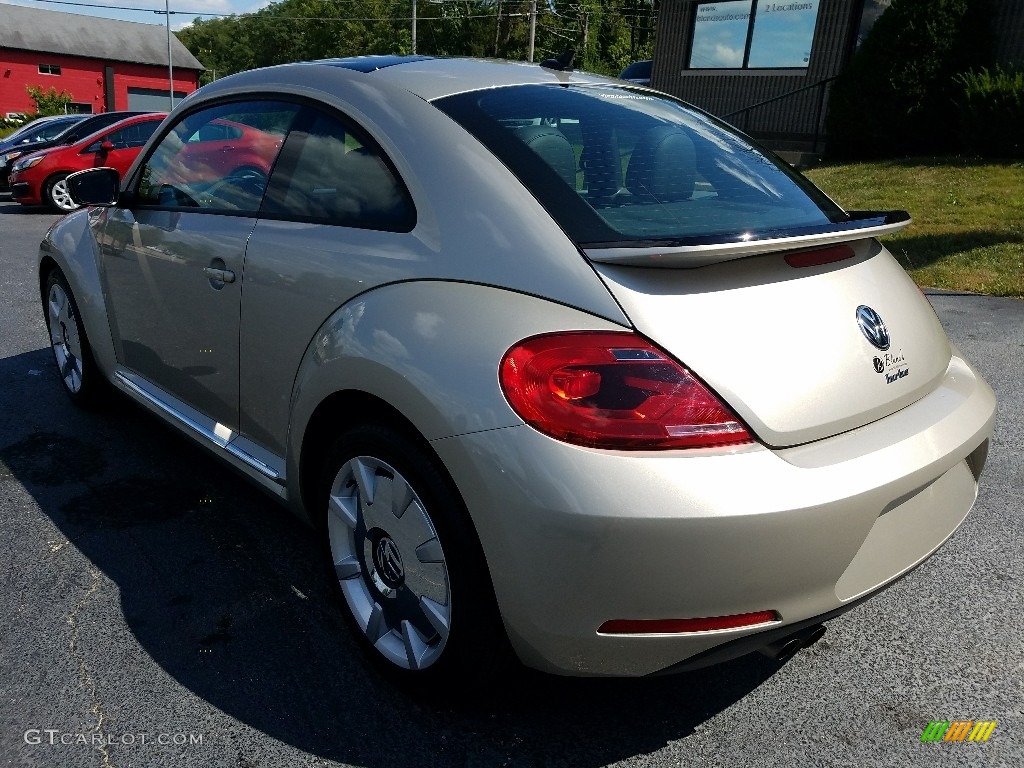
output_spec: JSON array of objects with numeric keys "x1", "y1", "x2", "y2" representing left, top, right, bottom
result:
[{"x1": 135, "y1": 101, "x2": 299, "y2": 213}]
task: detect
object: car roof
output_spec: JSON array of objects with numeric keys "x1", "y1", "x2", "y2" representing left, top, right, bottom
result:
[
  {"x1": 307, "y1": 56, "x2": 624, "y2": 101},
  {"x1": 23, "y1": 114, "x2": 84, "y2": 128},
  {"x1": 619, "y1": 60, "x2": 652, "y2": 78}
]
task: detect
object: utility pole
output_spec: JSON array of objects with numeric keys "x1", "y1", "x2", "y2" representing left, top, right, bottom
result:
[
  {"x1": 528, "y1": 0, "x2": 537, "y2": 62},
  {"x1": 412, "y1": 0, "x2": 417, "y2": 54},
  {"x1": 493, "y1": 0, "x2": 502, "y2": 57},
  {"x1": 582, "y1": 10, "x2": 589, "y2": 64},
  {"x1": 164, "y1": 0, "x2": 175, "y2": 109}
]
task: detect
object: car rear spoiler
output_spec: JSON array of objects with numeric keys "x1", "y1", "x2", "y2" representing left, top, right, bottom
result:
[{"x1": 583, "y1": 210, "x2": 911, "y2": 268}]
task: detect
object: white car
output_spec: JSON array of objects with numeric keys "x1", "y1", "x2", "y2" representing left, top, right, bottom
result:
[{"x1": 44, "y1": 56, "x2": 994, "y2": 692}]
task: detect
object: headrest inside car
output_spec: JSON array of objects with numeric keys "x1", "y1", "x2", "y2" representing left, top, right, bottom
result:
[
  {"x1": 513, "y1": 125, "x2": 577, "y2": 189},
  {"x1": 626, "y1": 126, "x2": 696, "y2": 203}
]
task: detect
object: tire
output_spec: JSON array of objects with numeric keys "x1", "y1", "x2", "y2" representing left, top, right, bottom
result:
[
  {"x1": 44, "y1": 269, "x2": 103, "y2": 407},
  {"x1": 320, "y1": 423, "x2": 511, "y2": 695},
  {"x1": 43, "y1": 173, "x2": 80, "y2": 213}
]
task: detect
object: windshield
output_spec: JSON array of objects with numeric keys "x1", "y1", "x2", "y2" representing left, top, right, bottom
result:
[
  {"x1": 10, "y1": 117, "x2": 80, "y2": 145},
  {"x1": 436, "y1": 84, "x2": 847, "y2": 247},
  {"x1": 52, "y1": 121, "x2": 88, "y2": 142}
]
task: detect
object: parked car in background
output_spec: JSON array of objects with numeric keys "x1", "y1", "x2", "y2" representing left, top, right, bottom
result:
[
  {"x1": 44, "y1": 57, "x2": 994, "y2": 694},
  {"x1": 148, "y1": 118, "x2": 286, "y2": 206},
  {"x1": 1, "y1": 111, "x2": 148, "y2": 193},
  {"x1": 0, "y1": 114, "x2": 87, "y2": 191},
  {"x1": 619, "y1": 59, "x2": 652, "y2": 86},
  {"x1": 1, "y1": 114, "x2": 85, "y2": 144},
  {"x1": 11, "y1": 113, "x2": 165, "y2": 210}
]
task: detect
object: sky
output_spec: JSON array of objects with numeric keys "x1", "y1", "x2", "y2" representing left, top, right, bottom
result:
[{"x1": 0, "y1": 0, "x2": 274, "y2": 31}]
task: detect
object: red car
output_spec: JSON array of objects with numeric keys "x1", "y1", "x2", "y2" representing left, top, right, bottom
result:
[{"x1": 10, "y1": 113, "x2": 166, "y2": 211}]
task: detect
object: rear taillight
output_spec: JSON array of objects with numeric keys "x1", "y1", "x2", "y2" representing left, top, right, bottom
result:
[{"x1": 499, "y1": 332, "x2": 753, "y2": 450}]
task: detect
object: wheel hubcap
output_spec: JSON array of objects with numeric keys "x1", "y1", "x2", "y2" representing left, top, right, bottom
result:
[
  {"x1": 328, "y1": 456, "x2": 452, "y2": 671},
  {"x1": 51, "y1": 179, "x2": 78, "y2": 211},
  {"x1": 47, "y1": 283, "x2": 84, "y2": 394}
]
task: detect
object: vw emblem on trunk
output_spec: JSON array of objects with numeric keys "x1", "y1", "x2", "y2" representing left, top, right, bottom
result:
[{"x1": 856, "y1": 305, "x2": 890, "y2": 351}]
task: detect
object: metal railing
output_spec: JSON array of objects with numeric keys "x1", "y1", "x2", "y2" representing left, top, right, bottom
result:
[{"x1": 723, "y1": 75, "x2": 840, "y2": 154}]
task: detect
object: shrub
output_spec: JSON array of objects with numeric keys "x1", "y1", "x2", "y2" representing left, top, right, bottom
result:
[
  {"x1": 956, "y1": 66, "x2": 1024, "y2": 158},
  {"x1": 826, "y1": 0, "x2": 994, "y2": 159},
  {"x1": 26, "y1": 85, "x2": 74, "y2": 116}
]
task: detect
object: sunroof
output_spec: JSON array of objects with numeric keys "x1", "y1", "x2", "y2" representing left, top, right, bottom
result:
[{"x1": 317, "y1": 55, "x2": 434, "y2": 73}]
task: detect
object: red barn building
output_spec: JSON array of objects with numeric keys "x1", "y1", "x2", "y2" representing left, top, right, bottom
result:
[{"x1": 0, "y1": 4, "x2": 203, "y2": 117}]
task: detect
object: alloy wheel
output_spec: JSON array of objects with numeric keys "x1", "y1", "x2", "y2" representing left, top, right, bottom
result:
[
  {"x1": 47, "y1": 281, "x2": 85, "y2": 394},
  {"x1": 49, "y1": 177, "x2": 78, "y2": 211}
]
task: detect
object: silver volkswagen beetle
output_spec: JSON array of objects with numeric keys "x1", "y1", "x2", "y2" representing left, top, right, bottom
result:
[{"x1": 40, "y1": 56, "x2": 995, "y2": 689}]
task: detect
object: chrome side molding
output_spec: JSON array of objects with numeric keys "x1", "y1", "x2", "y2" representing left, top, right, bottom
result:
[{"x1": 114, "y1": 370, "x2": 286, "y2": 488}]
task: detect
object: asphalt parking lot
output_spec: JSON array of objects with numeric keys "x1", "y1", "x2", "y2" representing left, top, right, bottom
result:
[{"x1": 1, "y1": 198, "x2": 1021, "y2": 768}]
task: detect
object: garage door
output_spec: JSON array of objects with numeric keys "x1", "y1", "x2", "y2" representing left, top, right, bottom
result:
[{"x1": 127, "y1": 87, "x2": 188, "y2": 112}]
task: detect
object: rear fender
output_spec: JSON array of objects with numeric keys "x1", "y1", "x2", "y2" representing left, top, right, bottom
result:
[{"x1": 285, "y1": 280, "x2": 628, "y2": 515}]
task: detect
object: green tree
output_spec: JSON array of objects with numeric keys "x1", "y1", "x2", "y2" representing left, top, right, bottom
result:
[
  {"x1": 826, "y1": 0, "x2": 994, "y2": 158},
  {"x1": 26, "y1": 85, "x2": 74, "y2": 116},
  {"x1": 177, "y1": 0, "x2": 657, "y2": 82}
]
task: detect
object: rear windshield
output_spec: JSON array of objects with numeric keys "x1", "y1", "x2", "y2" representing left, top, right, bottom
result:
[{"x1": 436, "y1": 84, "x2": 847, "y2": 248}]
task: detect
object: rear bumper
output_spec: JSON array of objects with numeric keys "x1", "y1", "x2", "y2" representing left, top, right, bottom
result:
[{"x1": 432, "y1": 353, "x2": 995, "y2": 676}]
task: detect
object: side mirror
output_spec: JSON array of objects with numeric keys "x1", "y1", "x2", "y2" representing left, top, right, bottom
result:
[
  {"x1": 99, "y1": 140, "x2": 115, "y2": 154},
  {"x1": 66, "y1": 167, "x2": 121, "y2": 207}
]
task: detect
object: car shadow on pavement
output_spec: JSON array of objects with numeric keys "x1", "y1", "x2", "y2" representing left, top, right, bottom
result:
[
  {"x1": 0, "y1": 202, "x2": 55, "y2": 215},
  {"x1": 1, "y1": 347, "x2": 784, "y2": 767}
]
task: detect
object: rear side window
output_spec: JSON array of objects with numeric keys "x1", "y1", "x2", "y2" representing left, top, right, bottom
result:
[
  {"x1": 260, "y1": 107, "x2": 414, "y2": 232},
  {"x1": 187, "y1": 123, "x2": 243, "y2": 142},
  {"x1": 86, "y1": 120, "x2": 159, "y2": 152},
  {"x1": 436, "y1": 85, "x2": 845, "y2": 247}
]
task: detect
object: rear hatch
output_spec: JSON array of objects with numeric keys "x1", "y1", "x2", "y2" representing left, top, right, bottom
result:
[
  {"x1": 436, "y1": 82, "x2": 952, "y2": 447},
  {"x1": 589, "y1": 237, "x2": 950, "y2": 447}
]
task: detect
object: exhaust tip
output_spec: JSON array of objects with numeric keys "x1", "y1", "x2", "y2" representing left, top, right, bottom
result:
[
  {"x1": 799, "y1": 624, "x2": 827, "y2": 649},
  {"x1": 758, "y1": 636, "x2": 802, "y2": 663},
  {"x1": 757, "y1": 624, "x2": 826, "y2": 662}
]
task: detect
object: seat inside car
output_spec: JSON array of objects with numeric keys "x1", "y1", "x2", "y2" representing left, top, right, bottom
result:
[
  {"x1": 625, "y1": 125, "x2": 696, "y2": 204},
  {"x1": 513, "y1": 125, "x2": 577, "y2": 189}
]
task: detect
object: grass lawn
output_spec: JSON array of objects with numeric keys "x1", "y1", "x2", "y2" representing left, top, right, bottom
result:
[{"x1": 804, "y1": 157, "x2": 1024, "y2": 297}]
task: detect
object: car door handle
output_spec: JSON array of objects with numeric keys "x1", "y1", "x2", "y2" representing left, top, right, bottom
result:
[{"x1": 203, "y1": 267, "x2": 236, "y2": 283}]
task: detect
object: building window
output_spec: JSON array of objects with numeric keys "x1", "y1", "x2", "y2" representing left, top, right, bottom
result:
[
  {"x1": 67, "y1": 103, "x2": 93, "y2": 114},
  {"x1": 689, "y1": 1, "x2": 821, "y2": 69},
  {"x1": 38, "y1": 63, "x2": 62, "y2": 75}
]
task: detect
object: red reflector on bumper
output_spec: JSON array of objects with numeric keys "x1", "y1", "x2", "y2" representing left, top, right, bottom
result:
[{"x1": 598, "y1": 611, "x2": 779, "y2": 635}]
